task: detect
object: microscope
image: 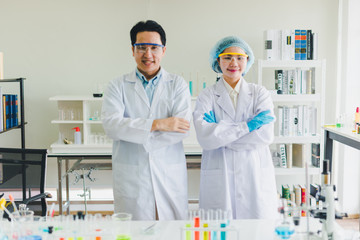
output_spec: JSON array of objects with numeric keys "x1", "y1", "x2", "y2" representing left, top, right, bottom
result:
[{"x1": 310, "y1": 159, "x2": 348, "y2": 240}]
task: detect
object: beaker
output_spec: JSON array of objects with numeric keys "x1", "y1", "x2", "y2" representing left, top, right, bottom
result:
[{"x1": 112, "y1": 212, "x2": 132, "y2": 240}]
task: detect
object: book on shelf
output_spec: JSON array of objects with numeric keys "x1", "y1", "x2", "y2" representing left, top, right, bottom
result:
[
  {"x1": 273, "y1": 69, "x2": 315, "y2": 95},
  {"x1": 0, "y1": 86, "x2": 3, "y2": 132},
  {"x1": 293, "y1": 184, "x2": 302, "y2": 207},
  {"x1": 311, "y1": 143, "x2": 320, "y2": 167},
  {"x1": 310, "y1": 183, "x2": 321, "y2": 199},
  {"x1": 264, "y1": 29, "x2": 281, "y2": 60},
  {"x1": 299, "y1": 184, "x2": 307, "y2": 216},
  {"x1": 282, "y1": 184, "x2": 290, "y2": 200},
  {"x1": 281, "y1": 29, "x2": 295, "y2": 61},
  {"x1": 277, "y1": 105, "x2": 317, "y2": 137},
  {"x1": 1, "y1": 93, "x2": 19, "y2": 130},
  {"x1": 278, "y1": 143, "x2": 287, "y2": 168},
  {"x1": 264, "y1": 29, "x2": 317, "y2": 61}
]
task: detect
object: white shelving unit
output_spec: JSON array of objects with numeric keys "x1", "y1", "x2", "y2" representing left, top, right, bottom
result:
[
  {"x1": 49, "y1": 95, "x2": 203, "y2": 155},
  {"x1": 49, "y1": 95, "x2": 112, "y2": 154},
  {"x1": 257, "y1": 59, "x2": 326, "y2": 180}
]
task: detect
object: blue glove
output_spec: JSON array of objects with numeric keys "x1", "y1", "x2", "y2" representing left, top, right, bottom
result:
[
  {"x1": 203, "y1": 110, "x2": 216, "y2": 123},
  {"x1": 247, "y1": 110, "x2": 274, "y2": 132}
]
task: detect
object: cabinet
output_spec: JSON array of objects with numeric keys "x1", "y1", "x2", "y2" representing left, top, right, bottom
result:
[
  {"x1": 0, "y1": 78, "x2": 26, "y2": 148},
  {"x1": 257, "y1": 60, "x2": 326, "y2": 180},
  {"x1": 49, "y1": 95, "x2": 202, "y2": 155},
  {"x1": 49, "y1": 96, "x2": 112, "y2": 154}
]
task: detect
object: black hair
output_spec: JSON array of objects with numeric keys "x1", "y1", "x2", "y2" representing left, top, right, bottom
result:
[{"x1": 130, "y1": 20, "x2": 166, "y2": 46}]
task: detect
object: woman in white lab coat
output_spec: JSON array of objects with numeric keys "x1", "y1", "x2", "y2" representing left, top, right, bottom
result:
[{"x1": 193, "y1": 36, "x2": 278, "y2": 219}]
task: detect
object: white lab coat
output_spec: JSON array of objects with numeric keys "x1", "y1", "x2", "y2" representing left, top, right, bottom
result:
[
  {"x1": 193, "y1": 77, "x2": 278, "y2": 219},
  {"x1": 102, "y1": 68, "x2": 192, "y2": 220}
]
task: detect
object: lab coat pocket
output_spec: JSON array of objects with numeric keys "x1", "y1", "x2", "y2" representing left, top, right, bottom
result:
[
  {"x1": 116, "y1": 163, "x2": 140, "y2": 198},
  {"x1": 199, "y1": 169, "x2": 226, "y2": 209}
]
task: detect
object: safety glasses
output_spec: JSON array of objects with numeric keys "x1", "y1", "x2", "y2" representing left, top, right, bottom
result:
[
  {"x1": 133, "y1": 43, "x2": 164, "y2": 54},
  {"x1": 218, "y1": 52, "x2": 248, "y2": 63}
]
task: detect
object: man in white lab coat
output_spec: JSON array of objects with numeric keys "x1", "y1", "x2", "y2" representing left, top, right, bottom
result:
[{"x1": 102, "y1": 20, "x2": 192, "y2": 220}]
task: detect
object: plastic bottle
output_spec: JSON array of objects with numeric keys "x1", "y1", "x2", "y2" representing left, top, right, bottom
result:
[
  {"x1": 73, "y1": 127, "x2": 82, "y2": 144},
  {"x1": 355, "y1": 107, "x2": 360, "y2": 132},
  {"x1": 355, "y1": 107, "x2": 360, "y2": 123}
]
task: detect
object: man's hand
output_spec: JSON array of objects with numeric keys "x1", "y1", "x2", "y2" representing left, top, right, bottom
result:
[{"x1": 151, "y1": 117, "x2": 190, "y2": 133}]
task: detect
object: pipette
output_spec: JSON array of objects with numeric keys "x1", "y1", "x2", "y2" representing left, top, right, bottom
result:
[{"x1": 8, "y1": 194, "x2": 18, "y2": 212}]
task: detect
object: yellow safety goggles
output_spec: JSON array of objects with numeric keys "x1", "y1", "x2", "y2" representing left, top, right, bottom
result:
[{"x1": 218, "y1": 52, "x2": 249, "y2": 58}]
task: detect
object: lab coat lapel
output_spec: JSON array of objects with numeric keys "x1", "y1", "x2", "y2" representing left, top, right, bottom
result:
[
  {"x1": 132, "y1": 71, "x2": 151, "y2": 109},
  {"x1": 150, "y1": 71, "x2": 166, "y2": 112},
  {"x1": 215, "y1": 79, "x2": 236, "y2": 120},
  {"x1": 235, "y1": 79, "x2": 252, "y2": 121}
]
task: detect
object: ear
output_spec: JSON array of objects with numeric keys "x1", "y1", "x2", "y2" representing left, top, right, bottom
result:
[
  {"x1": 132, "y1": 46, "x2": 135, "y2": 57},
  {"x1": 162, "y1": 46, "x2": 166, "y2": 56}
]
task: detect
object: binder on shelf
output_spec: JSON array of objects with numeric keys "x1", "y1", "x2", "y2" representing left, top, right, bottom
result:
[
  {"x1": 300, "y1": 30, "x2": 307, "y2": 60},
  {"x1": 311, "y1": 143, "x2": 320, "y2": 167},
  {"x1": 286, "y1": 143, "x2": 293, "y2": 168},
  {"x1": 292, "y1": 144, "x2": 305, "y2": 168},
  {"x1": 294, "y1": 30, "x2": 301, "y2": 60}
]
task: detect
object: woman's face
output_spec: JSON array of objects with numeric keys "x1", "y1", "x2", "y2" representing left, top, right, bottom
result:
[{"x1": 218, "y1": 46, "x2": 248, "y2": 84}]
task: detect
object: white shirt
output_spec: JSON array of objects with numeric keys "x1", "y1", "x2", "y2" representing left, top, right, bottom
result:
[{"x1": 222, "y1": 78, "x2": 241, "y2": 108}]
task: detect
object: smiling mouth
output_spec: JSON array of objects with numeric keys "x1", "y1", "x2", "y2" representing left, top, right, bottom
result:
[{"x1": 227, "y1": 69, "x2": 238, "y2": 72}]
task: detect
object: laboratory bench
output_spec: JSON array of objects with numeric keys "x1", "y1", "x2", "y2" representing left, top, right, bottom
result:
[{"x1": 47, "y1": 150, "x2": 202, "y2": 215}]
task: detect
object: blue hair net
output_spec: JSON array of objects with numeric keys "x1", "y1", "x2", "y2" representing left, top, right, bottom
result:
[{"x1": 209, "y1": 36, "x2": 255, "y2": 75}]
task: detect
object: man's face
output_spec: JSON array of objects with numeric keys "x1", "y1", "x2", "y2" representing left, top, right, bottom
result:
[{"x1": 132, "y1": 31, "x2": 166, "y2": 79}]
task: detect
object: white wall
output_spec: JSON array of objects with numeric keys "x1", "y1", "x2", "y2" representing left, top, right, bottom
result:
[
  {"x1": 335, "y1": 0, "x2": 360, "y2": 215},
  {"x1": 0, "y1": 0, "x2": 339, "y2": 194}
]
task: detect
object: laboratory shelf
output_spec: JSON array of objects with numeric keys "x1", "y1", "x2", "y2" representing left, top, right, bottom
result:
[
  {"x1": 273, "y1": 135, "x2": 321, "y2": 144},
  {"x1": 275, "y1": 166, "x2": 320, "y2": 176},
  {"x1": 258, "y1": 59, "x2": 323, "y2": 68},
  {"x1": 50, "y1": 142, "x2": 112, "y2": 154},
  {"x1": 49, "y1": 95, "x2": 103, "y2": 101},
  {"x1": 271, "y1": 93, "x2": 321, "y2": 102},
  {"x1": 257, "y1": 59, "x2": 326, "y2": 189},
  {"x1": 85, "y1": 120, "x2": 103, "y2": 124},
  {"x1": 51, "y1": 120, "x2": 83, "y2": 124}
]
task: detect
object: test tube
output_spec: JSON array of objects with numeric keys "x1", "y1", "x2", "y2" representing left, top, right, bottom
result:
[
  {"x1": 220, "y1": 223, "x2": 227, "y2": 240},
  {"x1": 185, "y1": 223, "x2": 191, "y2": 240},
  {"x1": 194, "y1": 216, "x2": 200, "y2": 240},
  {"x1": 203, "y1": 223, "x2": 209, "y2": 240}
]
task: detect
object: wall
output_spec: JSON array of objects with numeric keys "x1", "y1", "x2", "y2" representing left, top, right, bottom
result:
[
  {"x1": 0, "y1": 0, "x2": 339, "y2": 198},
  {"x1": 335, "y1": 0, "x2": 360, "y2": 215}
]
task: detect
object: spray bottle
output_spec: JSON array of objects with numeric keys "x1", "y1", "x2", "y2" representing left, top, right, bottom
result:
[{"x1": 72, "y1": 127, "x2": 82, "y2": 144}]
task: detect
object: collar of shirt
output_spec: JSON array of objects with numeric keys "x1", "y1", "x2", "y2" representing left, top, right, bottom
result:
[
  {"x1": 222, "y1": 77, "x2": 241, "y2": 95},
  {"x1": 222, "y1": 78, "x2": 242, "y2": 108},
  {"x1": 135, "y1": 68, "x2": 162, "y2": 89}
]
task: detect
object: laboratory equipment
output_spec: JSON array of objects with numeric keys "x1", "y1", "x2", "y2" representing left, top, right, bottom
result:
[
  {"x1": 72, "y1": 127, "x2": 81, "y2": 144},
  {"x1": 112, "y1": 212, "x2": 132, "y2": 240}
]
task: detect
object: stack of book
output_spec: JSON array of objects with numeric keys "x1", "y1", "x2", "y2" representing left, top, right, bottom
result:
[
  {"x1": 278, "y1": 105, "x2": 317, "y2": 137},
  {"x1": 281, "y1": 184, "x2": 317, "y2": 217},
  {"x1": 264, "y1": 29, "x2": 318, "y2": 61},
  {"x1": 275, "y1": 69, "x2": 315, "y2": 95},
  {"x1": 0, "y1": 86, "x2": 19, "y2": 132}
]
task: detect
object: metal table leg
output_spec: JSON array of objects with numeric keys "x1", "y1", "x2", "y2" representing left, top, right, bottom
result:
[
  {"x1": 65, "y1": 159, "x2": 70, "y2": 215},
  {"x1": 57, "y1": 157, "x2": 63, "y2": 215}
]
